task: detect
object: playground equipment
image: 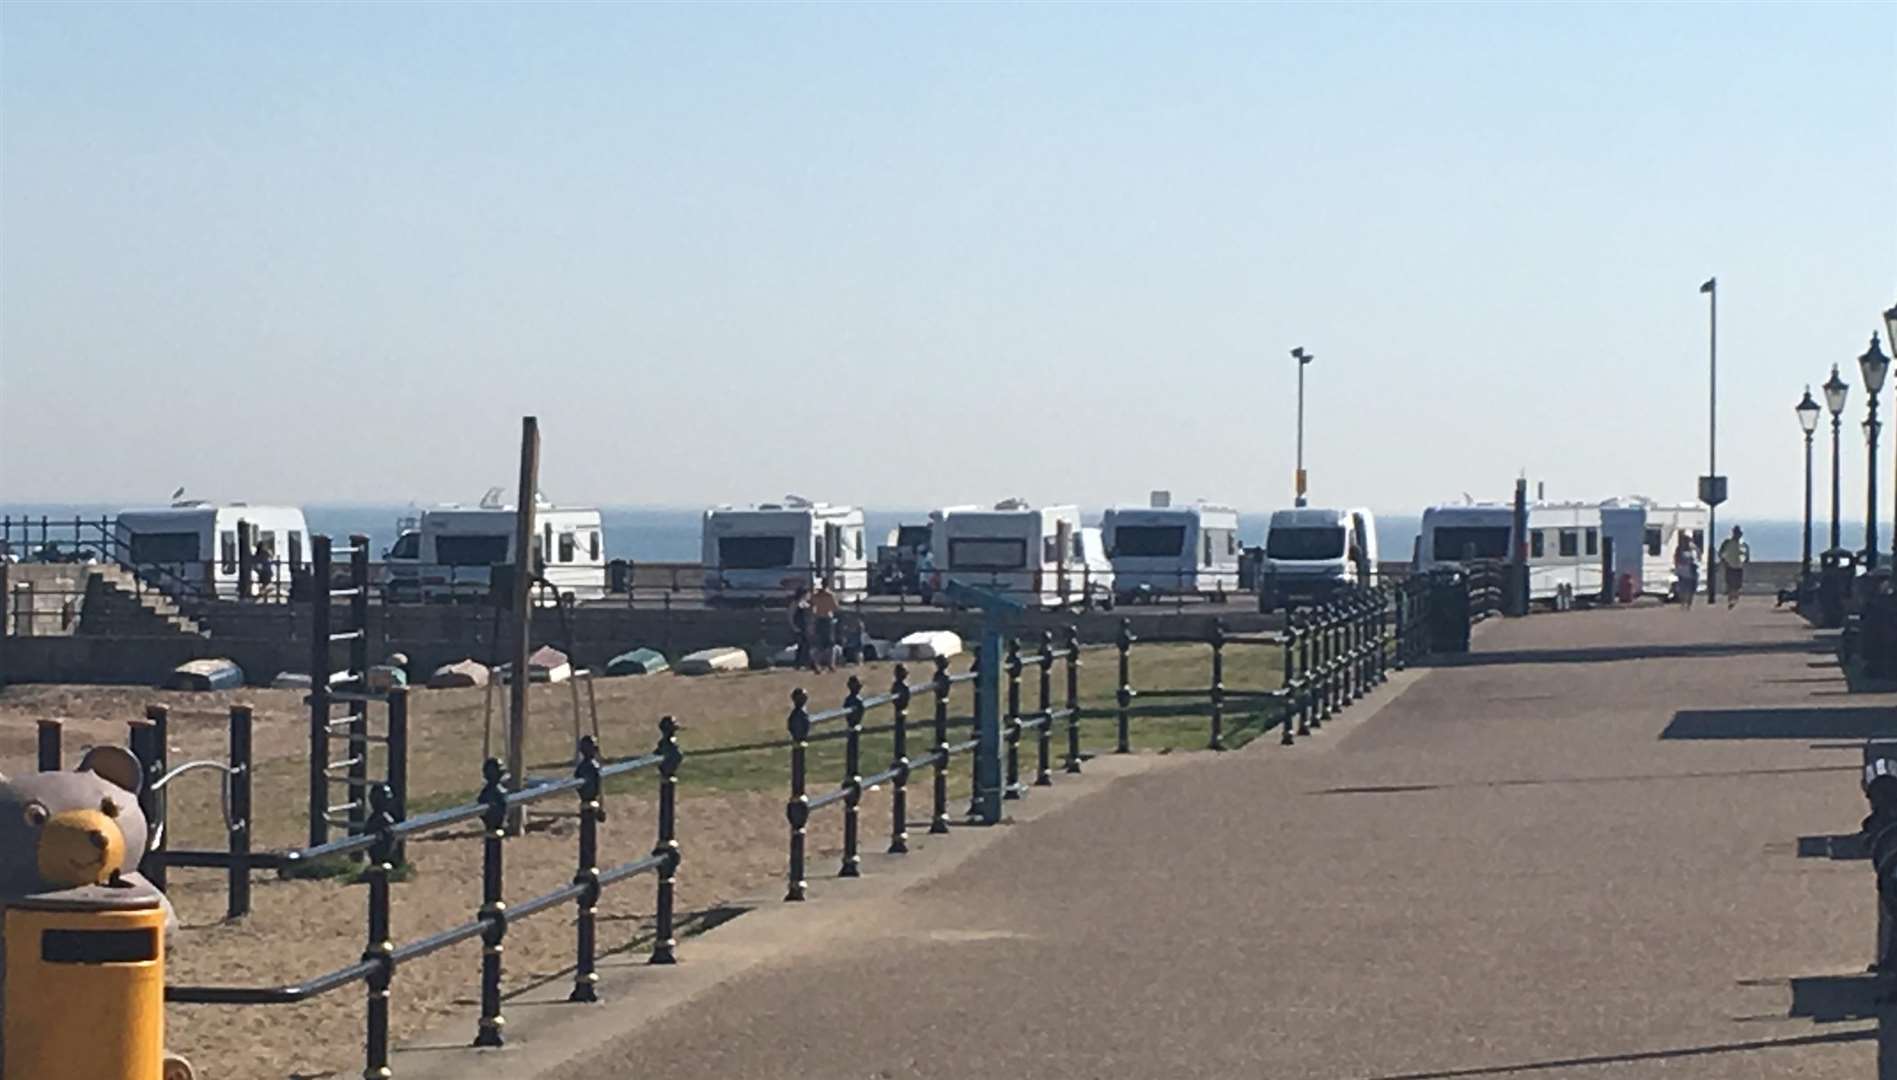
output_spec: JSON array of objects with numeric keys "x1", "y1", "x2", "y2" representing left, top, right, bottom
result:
[{"x1": 308, "y1": 534, "x2": 408, "y2": 848}]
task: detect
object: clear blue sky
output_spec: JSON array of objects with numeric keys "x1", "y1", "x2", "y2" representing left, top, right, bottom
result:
[{"x1": 2, "y1": 2, "x2": 1892, "y2": 518}]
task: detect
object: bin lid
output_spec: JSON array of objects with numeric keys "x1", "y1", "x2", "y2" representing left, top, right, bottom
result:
[{"x1": 4, "y1": 879, "x2": 163, "y2": 912}]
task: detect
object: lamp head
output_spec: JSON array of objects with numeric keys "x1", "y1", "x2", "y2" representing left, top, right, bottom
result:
[
  {"x1": 1824, "y1": 364, "x2": 1851, "y2": 417},
  {"x1": 1291, "y1": 347, "x2": 1311, "y2": 364},
  {"x1": 1862, "y1": 333, "x2": 1892, "y2": 397},
  {"x1": 1884, "y1": 304, "x2": 1896, "y2": 357},
  {"x1": 1796, "y1": 387, "x2": 1822, "y2": 435}
]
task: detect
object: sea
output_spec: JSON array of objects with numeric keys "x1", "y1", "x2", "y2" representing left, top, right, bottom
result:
[{"x1": 0, "y1": 503, "x2": 1836, "y2": 563}]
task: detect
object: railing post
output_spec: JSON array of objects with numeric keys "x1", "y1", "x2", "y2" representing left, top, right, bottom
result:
[
  {"x1": 309, "y1": 534, "x2": 332, "y2": 849},
  {"x1": 388, "y1": 686, "x2": 409, "y2": 867},
  {"x1": 966, "y1": 646, "x2": 983, "y2": 821},
  {"x1": 36, "y1": 718, "x2": 61, "y2": 771},
  {"x1": 1115, "y1": 618, "x2": 1135, "y2": 754},
  {"x1": 931, "y1": 657, "x2": 952, "y2": 834},
  {"x1": 1392, "y1": 582, "x2": 1407, "y2": 671},
  {"x1": 570, "y1": 736, "x2": 603, "y2": 1003},
  {"x1": 1035, "y1": 631, "x2": 1054, "y2": 786},
  {"x1": 1342, "y1": 597, "x2": 1359, "y2": 707},
  {"x1": 361, "y1": 783, "x2": 397, "y2": 1079},
  {"x1": 1280, "y1": 616, "x2": 1298, "y2": 745},
  {"x1": 840, "y1": 675, "x2": 864, "y2": 877},
  {"x1": 228, "y1": 705, "x2": 252, "y2": 920},
  {"x1": 1004, "y1": 638, "x2": 1024, "y2": 798},
  {"x1": 651, "y1": 716, "x2": 682, "y2": 965},
  {"x1": 135, "y1": 705, "x2": 169, "y2": 893},
  {"x1": 889, "y1": 665, "x2": 912, "y2": 854},
  {"x1": 785, "y1": 689, "x2": 811, "y2": 901},
  {"x1": 1313, "y1": 606, "x2": 1332, "y2": 728},
  {"x1": 1297, "y1": 612, "x2": 1313, "y2": 736},
  {"x1": 1064, "y1": 625, "x2": 1083, "y2": 774},
  {"x1": 1208, "y1": 619, "x2": 1227, "y2": 751},
  {"x1": 347, "y1": 536, "x2": 372, "y2": 840},
  {"x1": 474, "y1": 760, "x2": 509, "y2": 1046}
]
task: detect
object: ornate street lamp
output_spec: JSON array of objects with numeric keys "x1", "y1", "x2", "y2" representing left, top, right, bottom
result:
[
  {"x1": 1825, "y1": 364, "x2": 1850, "y2": 553},
  {"x1": 1862, "y1": 334, "x2": 1890, "y2": 570},
  {"x1": 1797, "y1": 388, "x2": 1822, "y2": 582}
]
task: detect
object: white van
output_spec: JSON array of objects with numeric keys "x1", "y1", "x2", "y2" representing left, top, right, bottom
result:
[
  {"x1": 929, "y1": 500, "x2": 1113, "y2": 609},
  {"x1": 403, "y1": 495, "x2": 606, "y2": 604},
  {"x1": 113, "y1": 501, "x2": 310, "y2": 601},
  {"x1": 702, "y1": 498, "x2": 868, "y2": 604},
  {"x1": 1259, "y1": 507, "x2": 1378, "y2": 611},
  {"x1": 1101, "y1": 497, "x2": 1240, "y2": 604},
  {"x1": 1414, "y1": 500, "x2": 1614, "y2": 609}
]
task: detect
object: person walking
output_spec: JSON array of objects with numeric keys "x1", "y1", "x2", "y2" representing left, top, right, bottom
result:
[
  {"x1": 788, "y1": 587, "x2": 813, "y2": 671},
  {"x1": 1717, "y1": 526, "x2": 1750, "y2": 609},
  {"x1": 810, "y1": 582, "x2": 841, "y2": 672},
  {"x1": 1673, "y1": 533, "x2": 1699, "y2": 609}
]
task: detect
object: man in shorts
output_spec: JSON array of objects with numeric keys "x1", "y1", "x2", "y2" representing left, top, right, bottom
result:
[
  {"x1": 1716, "y1": 526, "x2": 1750, "y2": 609},
  {"x1": 810, "y1": 582, "x2": 841, "y2": 672}
]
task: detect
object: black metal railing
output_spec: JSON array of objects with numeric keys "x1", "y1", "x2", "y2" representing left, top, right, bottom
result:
[{"x1": 148, "y1": 722, "x2": 681, "y2": 1080}]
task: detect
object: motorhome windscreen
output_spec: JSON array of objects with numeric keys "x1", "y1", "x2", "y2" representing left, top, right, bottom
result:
[
  {"x1": 897, "y1": 526, "x2": 931, "y2": 549},
  {"x1": 436, "y1": 535, "x2": 511, "y2": 566},
  {"x1": 128, "y1": 532, "x2": 200, "y2": 564},
  {"x1": 1112, "y1": 525, "x2": 1186, "y2": 557},
  {"x1": 1432, "y1": 526, "x2": 1511, "y2": 561},
  {"x1": 949, "y1": 537, "x2": 1027, "y2": 570},
  {"x1": 718, "y1": 535, "x2": 795, "y2": 569},
  {"x1": 1267, "y1": 527, "x2": 1345, "y2": 560},
  {"x1": 390, "y1": 533, "x2": 420, "y2": 559}
]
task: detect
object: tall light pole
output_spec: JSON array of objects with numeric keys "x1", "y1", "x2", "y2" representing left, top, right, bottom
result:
[
  {"x1": 1699, "y1": 277, "x2": 1721, "y2": 602},
  {"x1": 1291, "y1": 347, "x2": 1312, "y2": 508},
  {"x1": 1862, "y1": 332, "x2": 1891, "y2": 571},
  {"x1": 1825, "y1": 365, "x2": 1850, "y2": 553},
  {"x1": 1797, "y1": 388, "x2": 1822, "y2": 584},
  {"x1": 1888, "y1": 304, "x2": 1897, "y2": 568}
]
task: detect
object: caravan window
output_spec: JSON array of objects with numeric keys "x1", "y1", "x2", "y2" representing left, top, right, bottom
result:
[
  {"x1": 1585, "y1": 528, "x2": 1599, "y2": 556},
  {"x1": 718, "y1": 536, "x2": 794, "y2": 569},
  {"x1": 1430, "y1": 526, "x2": 1509, "y2": 561},
  {"x1": 1226, "y1": 532, "x2": 1239, "y2": 557},
  {"x1": 1558, "y1": 530, "x2": 1578, "y2": 557},
  {"x1": 950, "y1": 537, "x2": 1027, "y2": 570},
  {"x1": 1645, "y1": 527, "x2": 1663, "y2": 556},
  {"x1": 854, "y1": 529, "x2": 864, "y2": 559},
  {"x1": 129, "y1": 532, "x2": 200, "y2": 565},
  {"x1": 287, "y1": 531, "x2": 302, "y2": 568},
  {"x1": 1114, "y1": 526, "x2": 1186, "y2": 558},
  {"x1": 220, "y1": 531, "x2": 238, "y2": 573},
  {"x1": 588, "y1": 531, "x2": 600, "y2": 561},
  {"x1": 1530, "y1": 531, "x2": 1545, "y2": 558},
  {"x1": 437, "y1": 535, "x2": 511, "y2": 566},
  {"x1": 558, "y1": 532, "x2": 576, "y2": 563},
  {"x1": 1269, "y1": 527, "x2": 1346, "y2": 560}
]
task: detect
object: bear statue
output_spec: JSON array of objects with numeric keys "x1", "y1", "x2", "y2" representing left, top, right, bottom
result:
[{"x1": 0, "y1": 746, "x2": 192, "y2": 1080}]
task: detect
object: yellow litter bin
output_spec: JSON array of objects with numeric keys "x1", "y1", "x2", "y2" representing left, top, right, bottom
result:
[{"x1": 3, "y1": 881, "x2": 165, "y2": 1080}]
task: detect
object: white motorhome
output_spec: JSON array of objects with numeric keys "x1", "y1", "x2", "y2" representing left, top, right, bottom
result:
[
  {"x1": 1259, "y1": 506, "x2": 1378, "y2": 611},
  {"x1": 113, "y1": 501, "x2": 310, "y2": 601},
  {"x1": 1600, "y1": 498, "x2": 1709, "y2": 600},
  {"x1": 702, "y1": 498, "x2": 868, "y2": 604},
  {"x1": 929, "y1": 500, "x2": 1113, "y2": 609},
  {"x1": 1101, "y1": 495, "x2": 1240, "y2": 604},
  {"x1": 1414, "y1": 500, "x2": 1615, "y2": 609},
  {"x1": 401, "y1": 494, "x2": 606, "y2": 604}
]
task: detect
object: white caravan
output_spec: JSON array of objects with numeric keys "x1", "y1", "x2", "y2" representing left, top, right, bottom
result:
[
  {"x1": 1259, "y1": 506, "x2": 1379, "y2": 611},
  {"x1": 1414, "y1": 500, "x2": 1615, "y2": 608},
  {"x1": 403, "y1": 494, "x2": 607, "y2": 604},
  {"x1": 702, "y1": 498, "x2": 868, "y2": 604},
  {"x1": 113, "y1": 501, "x2": 310, "y2": 600},
  {"x1": 929, "y1": 500, "x2": 1113, "y2": 609},
  {"x1": 1101, "y1": 496, "x2": 1240, "y2": 603}
]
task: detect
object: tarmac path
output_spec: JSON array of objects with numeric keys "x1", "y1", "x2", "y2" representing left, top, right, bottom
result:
[{"x1": 408, "y1": 599, "x2": 1892, "y2": 1079}]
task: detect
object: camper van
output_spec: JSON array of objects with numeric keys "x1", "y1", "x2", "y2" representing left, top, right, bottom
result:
[
  {"x1": 1601, "y1": 498, "x2": 1709, "y2": 599},
  {"x1": 394, "y1": 495, "x2": 606, "y2": 604},
  {"x1": 1259, "y1": 507, "x2": 1378, "y2": 611},
  {"x1": 702, "y1": 499, "x2": 868, "y2": 605},
  {"x1": 929, "y1": 500, "x2": 1113, "y2": 609},
  {"x1": 1414, "y1": 500, "x2": 1613, "y2": 609},
  {"x1": 113, "y1": 501, "x2": 310, "y2": 601},
  {"x1": 1101, "y1": 496, "x2": 1240, "y2": 603}
]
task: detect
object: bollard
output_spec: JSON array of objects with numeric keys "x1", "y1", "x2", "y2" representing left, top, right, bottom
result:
[
  {"x1": 931, "y1": 658, "x2": 952, "y2": 834},
  {"x1": 784, "y1": 689, "x2": 811, "y2": 901},
  {"x1": 1115, "y1": 618, "x2": 1136, "y2": 754},
  {"x1": 889, "y1": 665, "x2": 912, "y2": 853}
]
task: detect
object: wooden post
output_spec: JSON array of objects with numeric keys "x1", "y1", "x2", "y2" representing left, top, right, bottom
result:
[{"x1": 508, "y1": 416, "x2": 540, "y2": 831}]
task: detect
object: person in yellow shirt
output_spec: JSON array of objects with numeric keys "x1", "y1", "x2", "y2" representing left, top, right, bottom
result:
[{"x1": 1716, "y1": 526, "x2": 1750, "y2": 609}]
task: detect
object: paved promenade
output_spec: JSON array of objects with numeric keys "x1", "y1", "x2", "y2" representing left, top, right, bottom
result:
[{"x1": 407, "y1": 599, "x2": 1893, "y2": 1079}]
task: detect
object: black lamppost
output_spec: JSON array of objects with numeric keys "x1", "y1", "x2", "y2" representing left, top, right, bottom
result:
[
  {"x1": 1291, "y1": 347, "x2": 1312, "y2": 508},
  {"x1": 1797, "y1": 388, "x2": 1822, "y2": 582},
  {"x1": 1861, "y1": 334, "x2": 1890, "y2": 571},
  {"x1": 1825, "y1": 364, "x2": 1850, "y2": 553}
]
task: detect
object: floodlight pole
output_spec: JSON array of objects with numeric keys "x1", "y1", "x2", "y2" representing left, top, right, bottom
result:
[{"x1": 507, "y1": 416, "x2": 540, "y2": 832}]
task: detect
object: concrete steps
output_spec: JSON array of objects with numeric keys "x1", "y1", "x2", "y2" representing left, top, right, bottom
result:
[{"x1": 79, "y1": 566, "x2": 209, "y2": 638}]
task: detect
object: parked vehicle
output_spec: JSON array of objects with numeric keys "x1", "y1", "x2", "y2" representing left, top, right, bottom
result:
[
  {"x1": 1101, "y1": 496, "x2": 1240, "y2": 604},
  {"x1": 928, "y1": 500, "x2": 1113, "y2": 609},
  {"x1": 113, "y1": 500, "x2": 310, "y2": 601},
  {"x1": 398, "y1": 493, "x2": 606, "y2": 604},
  {"x1": 871, "y1": 522, "x2": 936, "y2": 601},
  {"x1": 702, "y1": 497, "x2": 868, "y2": 605},
  {"x1": 1414, "y1": 499, "x2": 1629, "y2": 610},
  {"x1": 1259, "y1": 506, "x2": 1378, "y2": 611}
]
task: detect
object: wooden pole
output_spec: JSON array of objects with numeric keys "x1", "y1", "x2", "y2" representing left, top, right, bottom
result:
[{"x1": 508, "y1": 416, "x2": 540, "y2": 832}]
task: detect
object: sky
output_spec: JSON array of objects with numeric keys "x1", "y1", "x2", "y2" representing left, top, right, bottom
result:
[{"x1": 2, "y1": 2, "x2": 1893, "y2": 519}]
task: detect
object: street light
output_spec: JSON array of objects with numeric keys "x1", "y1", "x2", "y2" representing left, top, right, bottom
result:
[
  {"x1": 1825, "y1": 364, "x2": 1850, "y2": 553},
  {"x1": 1797, "y1": 387, "x2": 1822, "y2": 583},
  {"x1": 1861, "y1": 333, "x2": 1890, "y2": 570},
  {"x1": 1700, "y1": 277, "x2": 1719, "y2": 602},
  {"x1": 1291, "y1": 347, "x2": 1313, "y2": 508}
]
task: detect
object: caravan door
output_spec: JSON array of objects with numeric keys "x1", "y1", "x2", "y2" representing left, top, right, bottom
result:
[{"x1": 1054, "y1": 518, "x2": 1073, "y2": 605}]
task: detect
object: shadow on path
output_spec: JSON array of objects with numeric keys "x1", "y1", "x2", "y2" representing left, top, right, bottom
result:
[
  {"x1": 1364, "y1": 1027, "x2": 1873, "y2": 1079},
  {"x1": 1664, "y1": 707, "x2": 1897, "y2": 741},
  {"x1": 1311, "y1": 763, "x2": 1858, "y2": 798},
  {"x1": 1428, "y1": 640, "x2": 1826, "y2": 669}
]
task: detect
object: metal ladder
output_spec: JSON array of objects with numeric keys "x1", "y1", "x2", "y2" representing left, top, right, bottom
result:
[{"x1": 307, "y1": 533, "x2": 408, "y2": 849}]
